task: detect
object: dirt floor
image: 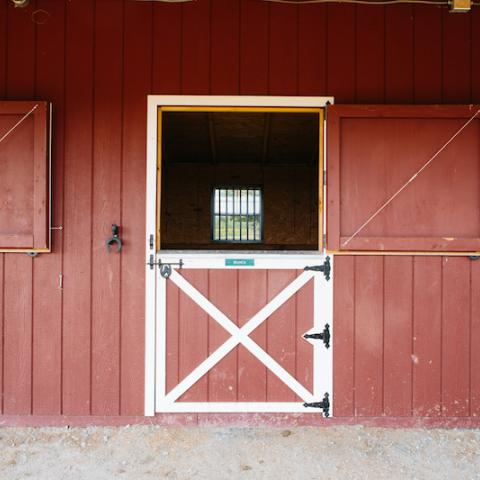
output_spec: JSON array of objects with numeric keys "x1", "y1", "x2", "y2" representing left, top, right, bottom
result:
[{"x1": 0, "y1": 426, "x2": 479, "y2": 479}]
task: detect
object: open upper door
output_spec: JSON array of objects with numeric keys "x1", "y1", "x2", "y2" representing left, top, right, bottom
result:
[{"x1": 327, "y1": 105, "x2": 480, "y2": 253}]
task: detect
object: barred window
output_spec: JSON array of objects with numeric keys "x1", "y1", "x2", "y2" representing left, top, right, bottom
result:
[{"x1": 212, "y1": 187, "x2": 263, "y2": 243}]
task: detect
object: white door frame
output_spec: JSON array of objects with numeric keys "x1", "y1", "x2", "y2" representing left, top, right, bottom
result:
[{"x1": 145, "y1": 95, "x2": 334, "y2": 416}]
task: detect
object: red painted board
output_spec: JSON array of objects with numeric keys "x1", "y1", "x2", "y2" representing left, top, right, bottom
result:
[
  {"x1": 0, "y1": 0, "x2": 6, "y2": 97},
  {"x1": 383, "y1": 256, "x2": 413, "y2": 416},
  {"x1": 354, "y1": 256, "x2": 383, "y2": 416},
  {"x1": 442, "y1": 11, "x2": 471, "y2": 103},
  {"x1": 298, "y1": 4, "x2": 327, "y2": 96},
  {"x1": 442, "y1": 257, "x2": 470, "y2": 417},
  {"x1": 177, "y1": 270, "x2": 208, "y2": 402},
  {"x1": 3, "y1": 256, "x2": 32, "y2": 414},
  {"x1": 269, "y1": 4, "x2": 298, "y2": 96},
  {"x1": 3, "y1": 0, "x2": 36, "y2": 415},
  {"x1": 238, "y1": 270, "x2": 267, "y2": 401},
  {"x1": 6, "y1": 3, "x2": 35, "y2": 98},
  {"x1": 471, "y1": 259, "x2": 480, "y2": 416},
  {"x1": 333, "y1": 256, "x2": 355, "y2": 416},
  {"x1": 182, "y1": 0, "x2": 210, "y2": 94},
  {"x1": 326, "y1": 5, "x2": 355, "y2": 102},
  {"x1": 120, "y1": 1, "x2": 152, "y2": 415},
  {"x1": 0, "y1": 255, "x2": 3, "y2": 413},
  {"x1": 385, "y1": 6, "x2": 413, "y2": 103},
  {"x1": 413, "y1": 6, "x2": 442, "y2": 103},
  {"x1": 91, "y1": 0, "x2": 123, "y2": 416},
  {"x1": 152, "y1": 3, "x2": 182, "y2": 94},
  {"x1": 239, "y1": 0, "x2": 269, "y2": 95},
  {"x1": 62, "y1": 0, "x2": 94, "y2": 415},
  {"x1": 266, "y1": 270, "x2": 297, "y2": 402},
  {"x1": 207, "y1": 270, "x2": 238, "y2": 402},
  {"x1": 166, "y1": 281, "x2": 180, "y2": 395},
  {"x1": 355, "y1": 6, "x2": 385, "y2": 103},
  {"x1": 210, "y1": 0, "x2": 240, "y2": 95},
  {"x1": 32, "y1": 0, "x2": 65, "y2": 415},
  {"x1": 473, "y1": 9, "x2": 480, "y2": 104},
  {"x1": 295, "y1": 276, "x2": 314, "y2": 397},
  {"x1": 412, "y1": 257, "x2": 442, "y2": 417}
]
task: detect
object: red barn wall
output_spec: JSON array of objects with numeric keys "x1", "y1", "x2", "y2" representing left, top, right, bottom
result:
[{"x1": 0, "y1": 0, "x2": 479, "y2": 423}]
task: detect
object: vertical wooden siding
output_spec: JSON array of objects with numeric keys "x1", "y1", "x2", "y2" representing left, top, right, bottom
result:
[{"x1": 0, "y1": 0, "x2": 479, "y2": 417}]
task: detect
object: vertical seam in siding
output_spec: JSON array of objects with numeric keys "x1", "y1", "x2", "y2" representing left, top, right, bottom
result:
[
  {"x1": 208, "y1": 0, "x2": 212, "y2": 95},
  {"x1": 294, "y1": 271, "x2": 298, "y2": 399},
  {"x1": 31, "y1": 9, "x2": 39, "y2": 416},
  {"x1": 60, "y1": 0, "x2": 68, "y2": 416},
  {"x1": 89, "y1": 1, "x2": 97, "y2": 416},
  {"x1": 150, "y1": 2, "x2": 154, "y2": 92},
  {"x1": 352, "y1": 257, "x2": 356, "y2": 415},
  {"x1": 382, "y1": 5, "x2": 386, "y2": 103},
  {"x1": 207, "y1": 270, "x2": 210, "y2": 402},
  {"x1": 30, "y1": 253, "x2": 34, "y2": 415},
  {"x1": 237, "y1": 0, "x2": 242, "y2": 94},
  {"x1": 118, "y1": 0, "x2": 126, "y2": 416},
  {"x1": 265, "y1": 270, "x2": 268, "y2": 401},
  {"x1": 469, "y1": 11, "x2": 473, "y2": 102},
  {"x1": 295, "y1": 4, "x2": 299, "y2": 96},
  {"x1": 267, "y1": 3, "x2": 271, "y2": 94},
  {"x1": 411, "y1": 6, "x2": 415, "y2": 104},
  {"x1": 177, "y1": 280, "x2": 180, "y2": 387},
  {"x1": 410, "y1": 256, "x2": 415, "y2": 416},
  {"x1": 381, "y1": 256, "x2": 385, "y2": 415},
  {"x1": 469, "y1": 259, "x2": 472, "y2": 416},
  {"x1": 353, "y1": 5, "x2": 357, "y2": 103},
  {"x1": 1, "y1": 254, "x2": 4, "y2": 415},
  {"x1": 440, "y1": 11, "x2": 444, "y2": 103},
  {"x1": 325, "y1": 5, "x2": 329, "y2": 94},
  {"x1": 1, "y1": 4, "x2": 7, "y2": 97},
  {"x1": 180, "y1": 4, "x2": 184, "y2": 94},
  {"x1": 440, "y1": 257, "x2": 444, "y2": 415},
  {"x1": 235, "y1": 269, "x2": 239, "y2": 402}
]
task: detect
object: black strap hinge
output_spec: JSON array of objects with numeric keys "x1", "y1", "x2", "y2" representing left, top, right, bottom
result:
[
  {"x1": 303, "y1": 324, "x2": 330, "y2": 349},
  {"x1": 304, "y1": 256, "x2": 331, "y2": 281},
  {"x1": 304, "y1": 392, "x2": 330, "y2": 417}
]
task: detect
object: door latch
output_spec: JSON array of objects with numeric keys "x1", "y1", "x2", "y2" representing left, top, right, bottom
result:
[
  {"x1": 304, "y1": 256, "x2": 331, "y2": 281},
  {"x1": 303, "y1": 323, "x2": 330, "y2": 349},
  {"x1": 148, "y1": 255, "x2": 183, "y2": 278},
  {"x1": 304, "y1": 392, "x2": 330, "y2": 417}
]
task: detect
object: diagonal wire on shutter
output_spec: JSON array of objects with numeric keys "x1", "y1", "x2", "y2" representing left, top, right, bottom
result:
[
  {"x1": 0, "y1": 104, "x2": 38, "y2": 145},
  {"x1": 342, "y1": 108, "x2": 480, "y2": 247}
]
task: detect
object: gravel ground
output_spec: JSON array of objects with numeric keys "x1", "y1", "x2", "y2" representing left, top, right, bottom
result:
[{"x1": 0, "y1": 426, "x2": 479, "y2": 479}]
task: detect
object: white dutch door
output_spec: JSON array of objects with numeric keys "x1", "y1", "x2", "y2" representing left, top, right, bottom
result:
[{"x1": 154, "y1": 253, "x2": 333, "y2": 415}]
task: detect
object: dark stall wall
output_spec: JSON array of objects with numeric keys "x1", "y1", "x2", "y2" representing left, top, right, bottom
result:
[
  {"x1": 0, "y1": 0, "x2": 479, "y2": 422},
  {"x1": 161, "y1": 163, "x2": 319, "y2": 249}
]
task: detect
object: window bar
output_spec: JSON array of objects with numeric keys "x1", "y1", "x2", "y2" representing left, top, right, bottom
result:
[
  {"x1": 253, "y1": 188, "x2": 256, "y2": 241},
  {"x1": 217, "y1": 188, "x2": 220, "y2": 241},
  {"x1": 247, "y1": 189, "x2": 250, "y2": 241},
  {"x1": 239, "y1": 188, "x2": 243, "y2": 241}
]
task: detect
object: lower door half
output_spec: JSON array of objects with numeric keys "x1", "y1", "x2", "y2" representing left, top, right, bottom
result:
[{"x1": 155, "y1": 255, "x2": 333, "y2": 415}]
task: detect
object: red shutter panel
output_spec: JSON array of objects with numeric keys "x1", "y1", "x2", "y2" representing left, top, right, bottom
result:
[
  {"x1": 327, "y1": 105, "x2": 480, "y2": 253},
  {"x1": 0, "y1": 101, "x2": 50, "y2": 251}
]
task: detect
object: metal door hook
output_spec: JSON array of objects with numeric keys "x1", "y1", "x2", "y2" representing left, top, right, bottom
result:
[{"x1": 106, "y1": 224, "x2": 122, "y2": 253}]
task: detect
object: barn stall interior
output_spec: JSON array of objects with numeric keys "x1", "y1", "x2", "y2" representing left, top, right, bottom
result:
[{"x1": 0, "y1": 0, "x2": 480, "y2": 427}]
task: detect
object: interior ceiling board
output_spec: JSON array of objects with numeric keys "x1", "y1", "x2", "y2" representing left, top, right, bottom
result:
[{"x1": 162, "y1": 111, "x2": 319, "y2": 164}]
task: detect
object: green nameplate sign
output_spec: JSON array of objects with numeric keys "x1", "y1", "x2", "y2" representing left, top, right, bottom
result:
[{"x1": 225, "y1": 258, "x2": 255, "y2": 267}]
